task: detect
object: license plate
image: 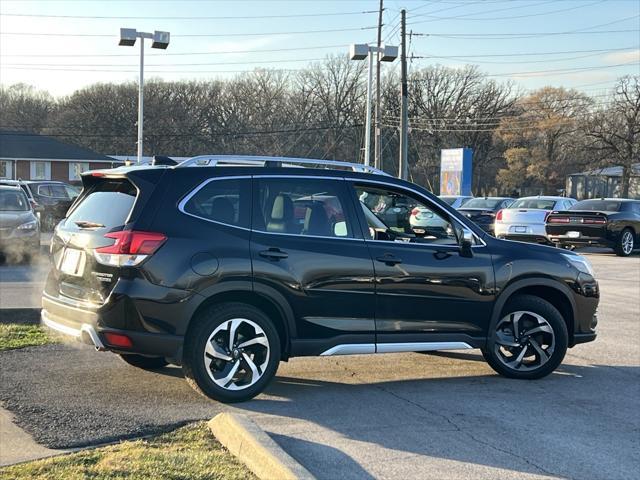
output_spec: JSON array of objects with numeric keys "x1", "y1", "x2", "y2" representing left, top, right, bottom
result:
[
  {"x1": 59, "y1": 248, "x2": 85, "y2": 276},
  {"x1": 514, "y1": 226, "x2": 527, "y2": 233},
  {"x1": 567, "y1": 231, "x2": 581, "y2": 238}
]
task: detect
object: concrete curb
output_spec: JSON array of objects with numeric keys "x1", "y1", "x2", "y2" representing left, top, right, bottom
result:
[{"x1": 208, "y1": 412, "x2": 314, "y2": 480}]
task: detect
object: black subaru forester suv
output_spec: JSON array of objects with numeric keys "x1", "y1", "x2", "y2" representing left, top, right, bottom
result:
[{"x1": 42, "y1": 155, "x2": 599, "y2": 403}]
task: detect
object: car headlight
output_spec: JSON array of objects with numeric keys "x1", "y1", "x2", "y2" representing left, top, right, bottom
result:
[
  {"x1": 17, "y1": 220, "x2": 38, "y2": 231},
  {"x1": 561, "y1": 253, "x2": 595, "y2": 277}
]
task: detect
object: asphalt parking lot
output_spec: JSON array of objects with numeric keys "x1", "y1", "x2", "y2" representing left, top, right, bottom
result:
[{"x1": 0, "y1": 249, "x2": 638, "y2": 479}]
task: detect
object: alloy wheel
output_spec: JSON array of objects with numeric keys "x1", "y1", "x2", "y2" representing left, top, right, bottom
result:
[
  {"x1": 622, "y1": 231, "x2": 634, "y2": 255},
  {"x1": 493, "y1": 311, "x2": 555, "y2": 372},
  {"x1": 203, "y1": 318, "x2": 270, "y2": 391}
]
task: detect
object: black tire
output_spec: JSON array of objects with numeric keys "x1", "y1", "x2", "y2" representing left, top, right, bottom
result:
[
  {"x1": 614, "y1": 228, "x2": 634, "y2": 257},
  {"x1": 182, "y1": 303, "x2": 281, "y2": 403},
  {"x1": 119, "y1": 354, "x2": 169, "y2": 370},
  {"x1": 482, "y1": 294, "x2": 568, "y2": 380}
]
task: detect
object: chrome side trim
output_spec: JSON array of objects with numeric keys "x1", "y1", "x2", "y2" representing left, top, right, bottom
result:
[
  {"x1": 376, "y1": 342, "x2": 473, "y2": 353},
  {"x1": 320, "y1": 344, "x2": 376, "y2": 356},
  {"x1": 319, "y1": 341, "x2": 473, "y2": 356},
  {"x1": 41, "y1": 310, "x2": 105, "y2": 350}
]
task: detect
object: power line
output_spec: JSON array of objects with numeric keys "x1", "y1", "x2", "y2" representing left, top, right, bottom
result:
[
  {"x1": 0, "y1": 124, "x2": 365, "y2": 138},
  {"x1": 2, "y1": 57, "x2": 328, "y2": 67},
  {"x1": 0, "y1": 25, "x2": 377, "y2": 38},
  {"x1": 415, "y1": 29, "x2": 639, "y2": 40},
  {"x1": 411, "y1": 46, "x2": 638, "y2": 59},
  {"x1": 0, "y1": 44, "x2": 349, "y2": 58},
  {"x1": 410, "y1": 0, "x2": 604, "y2": 23},
  {"x1": 0, "y1": 10, "x2": 377, "y2": 20},
  {"x1": 411, "y1": 49, "x2": 639, "y2": 65}
]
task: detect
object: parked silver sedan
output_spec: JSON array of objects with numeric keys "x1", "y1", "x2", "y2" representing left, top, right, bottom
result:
[{"x1": 495, "y1": 196, "x2": 577, "y2": 244}]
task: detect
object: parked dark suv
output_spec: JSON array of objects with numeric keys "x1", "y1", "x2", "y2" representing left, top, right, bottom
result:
[{"x1": 42, "y1": 156, "x2": 599, "y2": 403}]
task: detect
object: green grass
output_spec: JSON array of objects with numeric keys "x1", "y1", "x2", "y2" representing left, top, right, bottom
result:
[
  {"x1": 0, "y1": 323, "x2": 55, "y2": 351},
  {"x1": 0, "y1": 422, "x2": 255, "y2": 480}
]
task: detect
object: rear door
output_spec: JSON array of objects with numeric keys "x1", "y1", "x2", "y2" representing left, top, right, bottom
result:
[{"x1": 250, "y1": 176, "x2": 376, "y2": 354}]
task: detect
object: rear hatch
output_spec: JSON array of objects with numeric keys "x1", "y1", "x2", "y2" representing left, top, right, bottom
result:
[
  {"x1": 46, "y1": 170, "x2": 163, "y2": 306},
  {"x1": 545, "y1": 210, "x2": 608, "y2": 237}
]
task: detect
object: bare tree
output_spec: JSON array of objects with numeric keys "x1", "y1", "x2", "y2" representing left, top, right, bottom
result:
[{"x1": 584, "y1": 75, "x2": 640, "y2": 197}]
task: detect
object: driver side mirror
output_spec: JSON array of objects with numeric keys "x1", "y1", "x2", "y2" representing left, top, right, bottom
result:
[{"x1": 459, "y1": 229, "x2": 474, "y2": 258}]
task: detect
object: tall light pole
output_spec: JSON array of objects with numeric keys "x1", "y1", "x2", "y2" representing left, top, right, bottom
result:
[
  {"x1": 350, "y1": 43, "x2": 397, "y2": 168},
  {"x1": 119, "y1": 28, "x2": 170, "y2": 164}
]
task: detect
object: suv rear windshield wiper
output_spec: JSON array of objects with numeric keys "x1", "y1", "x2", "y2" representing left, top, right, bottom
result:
[{"x1": 74, "y1": 220, "x2": 105, "y2": 229}]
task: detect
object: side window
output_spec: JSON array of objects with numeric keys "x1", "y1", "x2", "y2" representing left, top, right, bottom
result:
[
  {"x1": 254, "y1": 178, "x2": 352, "y2": 238},
  {"x1": 37, "y1": 185, "x2": 51, "y2": 197},
  {"x1": 182, "y1": 178, "x2": 251, "y2": 228},
  {"x1": 355, "y1": 184, "x2": 458, "y2": 245}
]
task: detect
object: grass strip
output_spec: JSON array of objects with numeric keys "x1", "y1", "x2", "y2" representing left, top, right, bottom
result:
[
  {"x1": 0, "y1": 323, "x2": 54, "y2": 351},
  {"x1": 0, "y1": 422, "x2": 255, "y2": 480}
]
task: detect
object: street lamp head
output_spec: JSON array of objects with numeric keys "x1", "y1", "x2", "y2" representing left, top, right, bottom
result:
[
  {"x1": 152, "y1": 31, "x2": 170, "y2": 49},
  {"x1": 380, "y1": 45, "x2": 399, "y2": 62},
  {"x1": 349, "y1": 44, "x2": 369, "y2": 61},
  {"x1": 119, "y1": 28, "x2": 137, "y2": 46}
]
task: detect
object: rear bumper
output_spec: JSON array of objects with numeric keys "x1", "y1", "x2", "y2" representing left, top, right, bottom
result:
[
  {"x1": 495, "y1": 223, "x2": 550, "y2": 243},
  {"x1": 548, "y1": 234, "x2": 613, "y2": 248},
  {"x1": 42, "y1": 291, "x2": 184, "y2": 358}
]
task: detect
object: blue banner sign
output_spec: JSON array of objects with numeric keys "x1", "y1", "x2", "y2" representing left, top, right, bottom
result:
[{"x1": 440, "y1": 148, "x2": 472, "y2": 196}]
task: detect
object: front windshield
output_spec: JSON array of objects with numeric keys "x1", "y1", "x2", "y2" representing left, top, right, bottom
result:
[
  {"x1": 510, "y1": 198, "x2": 557, "y2": 210},
  {"x1": 571, "y1": 200, "x2": 621, "y2": 212},
  {"x1": 463, "y1": 198, "x2": 503, "y2": 209},
  {"x1": 440, "y1": 197, "x2": 457, "y2": 206},
  {"x1": 0, "y1": 190, "x2": 29, "y2": 212}
]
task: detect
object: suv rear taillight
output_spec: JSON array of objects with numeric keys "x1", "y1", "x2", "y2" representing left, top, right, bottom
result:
[
  {"x1": 495, "y1": 209, "x2": 503, "y2": 221},
  {"x1": 94, "y1": 230, "x2": 166, "y2": 267}
]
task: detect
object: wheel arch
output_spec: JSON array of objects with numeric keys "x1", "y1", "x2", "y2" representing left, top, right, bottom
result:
[
  {"x1": 187, "y1": 283, "x2": 295, "y2": 359},
  {"x1": 492, "y1": 278, "x2": 576, "y2": 345}
]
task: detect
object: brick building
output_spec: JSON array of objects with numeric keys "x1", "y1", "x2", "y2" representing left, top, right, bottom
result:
[{"x1": 0, "y1": 130, "x2": 121, "y2": 183}]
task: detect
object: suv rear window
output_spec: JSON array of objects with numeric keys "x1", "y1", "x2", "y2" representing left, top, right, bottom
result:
[{"x1": 66, "y1": 180, "x2": 137, "y2": 228}]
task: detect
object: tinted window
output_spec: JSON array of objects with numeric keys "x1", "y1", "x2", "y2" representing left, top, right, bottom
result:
[
  {"x1": 49, "y1": 184, "x2": 70, "y2": 198},
  {"x1": 36, "y1": 185, "x2": 51, "y2": 197},
  {"x1": 357, "y1": 185, "x2": 458, "y2": 245},
  {"x1": 463, "y1": 198, "x2": 503, "y2": 209},
  {"x1": 67, "y1": 180, "x2": 136, "y2": 228},
  {"x1": 510, "y1": 198, "x2": 557, "y2": 210},
  {"x1": 255, "y1": 178, "x2": 352, "y2": 238},
  {"x1": 571, "y1": 200, "x2": 621, "y2": 212},
  {"x1": 0, "y1": 190, "x2": 29, "y2": 211},
  {"x1": 183, "y1": 178, "x2": 250, "y2": 228}
]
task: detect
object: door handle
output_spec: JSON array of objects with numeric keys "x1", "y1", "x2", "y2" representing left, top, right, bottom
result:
[
  {"x1": 259, "y1": 248, "x2": 289, "y2": 260},
  {"x1": 376, "y1": 254, "x2": 402, "y2": 266}
]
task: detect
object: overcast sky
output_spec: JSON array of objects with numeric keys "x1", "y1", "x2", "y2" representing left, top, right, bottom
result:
[{"x1": 1, "y1": 0, "x2": 638, "y2": 97}]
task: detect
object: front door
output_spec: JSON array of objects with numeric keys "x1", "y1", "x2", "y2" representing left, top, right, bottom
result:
[
  {"x1": 250, "y1": 176, "x2": 376, "y2": 356},
  {"x1": 350, "y1": 181, "x2": 495, "y2": 349}
]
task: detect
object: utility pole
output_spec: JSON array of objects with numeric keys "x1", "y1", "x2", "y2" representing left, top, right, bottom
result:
[
  {"x1": 399, "y1": 9, "x2": 409, "y2": 180},
  {"x1": 374, "y1": 0, "x2": 384, "y2": 170}
]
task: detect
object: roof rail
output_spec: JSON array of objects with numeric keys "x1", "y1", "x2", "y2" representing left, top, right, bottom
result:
[{"x1": 176, "y1": 155, "x2": 389, "y2": 176}]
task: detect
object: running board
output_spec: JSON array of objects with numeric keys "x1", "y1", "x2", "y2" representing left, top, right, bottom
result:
[{"x1": 320, "y1": 342, "x2": 473, "y2": 356}]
